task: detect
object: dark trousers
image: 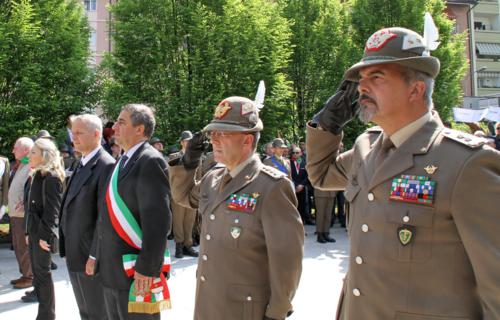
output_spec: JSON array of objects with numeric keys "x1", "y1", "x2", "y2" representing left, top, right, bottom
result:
[
  {"x1": 335, "y1": 191, "x2": 346, "y2": 227},
  {"x1": 103, "y1": 286, "x2": 160, "y2": 320},
  {"x1": 68, "y1": 270, "x2": 107, "y2": 320},
  {"x1": 28, "y1": 233, "x2": 55, "y2": 320},
  {"x1": 12, "y1": 217, "x2": 33, "y2": 278},
  {"x1": 296, "y1": 188, "x2": 312, "y2": 222}
]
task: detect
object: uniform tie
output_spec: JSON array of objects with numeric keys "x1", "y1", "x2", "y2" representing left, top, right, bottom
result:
[
  {"x1": 374, "y1": 136, "x2": 394, "y2": 168},
  {"x1": 219, "y1": 172, "x2": 232, "y2": 192}
]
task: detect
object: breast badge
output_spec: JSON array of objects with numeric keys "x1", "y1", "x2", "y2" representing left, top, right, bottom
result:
[
  {"x1": 398, "y1": 225, "x2": 415, "y2": 246},
  {"x1": 227, "y1": 193, "x2": 259, "y2": 213},
  {"x1": 390, "y1": 175, "x2": 436, "y2": 206},
  {"x1": 230, "y1": 227, "x2": 241, "y2": 239}
]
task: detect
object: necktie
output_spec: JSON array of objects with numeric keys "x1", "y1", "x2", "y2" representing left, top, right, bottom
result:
[
  {"x1": 374, "y1": 136, "x2": 394, "y2": 168},
  {"x1": 219, "y1": 172, "x2": 232, "y2": 192},
  {"x1": 119, "y1": 155, "x2": 129, "y2": 171}
]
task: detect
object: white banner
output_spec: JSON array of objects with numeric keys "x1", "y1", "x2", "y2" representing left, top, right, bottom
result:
[
  {"x1": 452, "y1": 107, "x2": 488, "y2": 122},
  {"x1": 484, "y1": 107, "x2": 500, "y2": 122}
]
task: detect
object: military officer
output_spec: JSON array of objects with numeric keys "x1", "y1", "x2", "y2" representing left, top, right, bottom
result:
[
  {"x1": 263, "y1": 138, "x2": 292, "y2": 180},
  {"x1": 306, "y1": 27, "x2": 500, "y2": 319},
  {"x1": 169, "y1": 96, "x2": 304, "y2": 320}
]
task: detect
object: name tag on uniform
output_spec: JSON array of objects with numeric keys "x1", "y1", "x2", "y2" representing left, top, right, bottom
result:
[
  {"x1": 227, "y1": 193, "x2": 259, "y2": 213},
  {"x1": 389, "y1": 175, "x2": 436, "y2": 206}
]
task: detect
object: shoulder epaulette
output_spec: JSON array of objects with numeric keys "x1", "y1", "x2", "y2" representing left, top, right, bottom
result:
[
  {"x1": 441, "y1": 129, "x2": 486, "y2": 149},
  {"x1": 261, "y1": 165, "x2": 287, "y2": 180}
]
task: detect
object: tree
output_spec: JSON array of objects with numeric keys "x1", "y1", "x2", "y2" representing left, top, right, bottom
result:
[
  {"x1": 350, "y1": 0, "x2": 468, "y2": 120},
  {"x1": 101, "y1": 0, "x2": 295, "y2": 147},
  {"x1": 283, "y1": 0, "x2": 365, "y2": 146},
  {"x1": 0, "y1": 0, "x2": 93, "y2": 155}
]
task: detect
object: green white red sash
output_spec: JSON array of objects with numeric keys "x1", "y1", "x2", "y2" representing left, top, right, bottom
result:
[{"x1": 105, "y1": 158, "x2": 171, "y2": 313}]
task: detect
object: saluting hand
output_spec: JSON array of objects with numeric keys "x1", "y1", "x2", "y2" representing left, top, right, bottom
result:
[
  {"x1": 134, "y1": 271, "x2": 153, "y2": 296},
  {"x1": 312, "y1": 80, "x2": 360, "y2": 135}
]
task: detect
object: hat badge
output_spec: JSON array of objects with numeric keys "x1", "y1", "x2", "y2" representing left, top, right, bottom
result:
[
  {"x1": 214, "y1": 101, "x2": 232, "y2": 119},
  {"x1": 365, "y1": 29, "x2": 397, "y2": 52}
]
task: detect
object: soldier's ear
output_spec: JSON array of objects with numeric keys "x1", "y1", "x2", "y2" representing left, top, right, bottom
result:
[{"x1": 409, "y1": 81, "x2": 426, "y2": 103}]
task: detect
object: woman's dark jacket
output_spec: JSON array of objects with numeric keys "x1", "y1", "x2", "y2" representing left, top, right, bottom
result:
[{"x1": 24, "y1": 171, "x2": 63, "y2": 241}]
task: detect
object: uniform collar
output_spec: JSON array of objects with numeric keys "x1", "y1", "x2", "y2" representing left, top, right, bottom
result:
[
  {"x1": 80, "y1": 146, "x2": 101, "y2": 167},
  {"x1": 389, "y1": 111, "x2": 432, "y2": 148},
  {"x1": 229, "y1": 154, "x2": 255, "y2": 178}
]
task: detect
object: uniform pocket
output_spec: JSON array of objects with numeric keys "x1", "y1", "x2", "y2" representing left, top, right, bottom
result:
[
  {"x1": 226, "y1": 284, "x2": 269, "y2": 320},
  {"x1": 383, "y1": 207, "x2": 434, "y2": 262},
  {"x1": 223, "y1": 212, "x2": 254, "y2": 249}
]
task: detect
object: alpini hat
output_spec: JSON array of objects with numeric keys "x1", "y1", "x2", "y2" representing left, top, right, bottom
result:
[
  {"x1": 344, "y1": 27, "x2": 440, "y2": 81},
  {"x1": 203, "y1": 96, "x2": 263, "y2": 133}
]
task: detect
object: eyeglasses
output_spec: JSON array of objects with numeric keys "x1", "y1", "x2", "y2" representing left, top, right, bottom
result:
[
  {"x1": 292, "y1": 152, "x2": 301, "y2": 154},
  {"x1": 205, "y1": 131, "x2": 241, "y2": 140}
]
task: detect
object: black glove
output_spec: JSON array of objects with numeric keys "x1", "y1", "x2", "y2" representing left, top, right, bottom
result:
[
  {"x1": 312, "y1": 80, "x2": 360, "y2": 135},
  {"x1": 182, "y1": 132, "x2": 207, "y2": 170}
]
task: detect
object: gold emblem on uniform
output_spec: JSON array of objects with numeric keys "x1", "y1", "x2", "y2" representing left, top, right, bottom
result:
[
  {"x1": 397, "y1": 226, "x2": 414, "y2": 246},
  {"x1": 424, "y1": 165, "x2": 438, "y2": 174},
  {"x1": 214, "y1": 101, "x2": 232, "y2": 119},
  {"x1": 231, "y1": 227, "x2": 241, "y2": 239}
]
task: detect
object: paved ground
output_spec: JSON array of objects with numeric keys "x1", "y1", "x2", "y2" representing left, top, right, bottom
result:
[{"x1": 0, "y1": 225, "x2": 348, "y2": 319}]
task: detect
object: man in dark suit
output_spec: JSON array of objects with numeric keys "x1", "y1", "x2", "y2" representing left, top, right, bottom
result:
[
  {"x1": 59, "y1": 114, "x2": 115, "y2": 320},
  {"x1": 98, "y1": 104, "x2": 171, "y2": 320},
  {"x1": 290, "y1": 147, "x2": 314, "y2": 225}
]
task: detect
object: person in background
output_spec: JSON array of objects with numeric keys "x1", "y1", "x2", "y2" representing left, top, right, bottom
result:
[
  {"x1": 23, "y1": 138, "x2": 64, "y2": 320},
  {"x1": 8, "y1": 138, "x2": 34, "y2": 290},
  {"x1": 290, "y1": 147, "x2": 314, "y2": 225},
  {"x1": 109, "y1": 138, "x2": 122, "y2": 160},
  {"x1": 263, "y1": 138, "x2": 292, "y2": 180},
  {"x1": 314, "y1": 189, "x2": 336, "y2": 243}
]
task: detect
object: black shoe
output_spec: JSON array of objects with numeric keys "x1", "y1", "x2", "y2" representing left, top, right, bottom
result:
[
  {"x1": 25, "y1": 289, "x2": 35, "y2": 296},
  {"x1": 175, "y1": 243, "x2": 184, "y2": 259},
  {"x1": 323, "y1": 233, "x2": 336, "y2": 243},
  {"x1": 317, "y1": 233, "x2": 327, "y2": 244},
  {"x1": 167, "y1": 232, "x2": 174, "y2": 240},
  {"x1": 183, "y1": 246, "x2": 199, "y2": 257},
  {"x1": 21, "y1": 291, "x2": 38, "y2": 303},
  {"x1": 50, "y1": 261, "x2": 57, "y2": 270}
]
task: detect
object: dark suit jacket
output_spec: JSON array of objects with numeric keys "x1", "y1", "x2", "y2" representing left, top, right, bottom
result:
[
  {"x1": 97, "y1": 142, "x2": 171, "y2": 290},
  {"x1": 25, "y1": 171, "x2": 63, "y2": 241},
  {"x1": 290, "y1": 158, "x2": 308, "y2": 188},
  {"x1": 59, "y1": 148, "x2": 115, "y2": 272}
]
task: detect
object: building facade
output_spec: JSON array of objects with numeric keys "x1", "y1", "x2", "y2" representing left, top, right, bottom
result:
[{"x1": 83, "y1": 0, "x2": 114, "y2": 66}]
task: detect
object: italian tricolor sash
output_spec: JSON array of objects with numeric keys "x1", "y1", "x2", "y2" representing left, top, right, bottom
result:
[{"x1": 105, "y1": 158, "x2": 171, "y2": 314}]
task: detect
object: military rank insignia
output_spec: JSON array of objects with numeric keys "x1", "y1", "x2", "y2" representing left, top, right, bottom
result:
[
  {"x1": 390, "y1": 175, "x2": 436, "y2": 206},
  {"x1": 227, "y1": 193, "x2": 259, "y2": 213}
]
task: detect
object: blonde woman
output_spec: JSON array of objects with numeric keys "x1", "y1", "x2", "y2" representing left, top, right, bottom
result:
[{"x1": 24, "y1": 138, "x2": 64, "y2": 320}]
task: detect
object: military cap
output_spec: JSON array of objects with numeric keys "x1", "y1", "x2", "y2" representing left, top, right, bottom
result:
[
  {"x1": 179, "y1": 130, "x2": 193, "y2": 141},
  {"x1": 344, "y1": 27, "x2": 440, "y2": 81},
  {"x1": 272, "y1": 138, "x2": 288, "y2": 148},
  {"x1": 203, "y1": 96, "x2": 263, "y2": 133},
  {"x1": 150, "y1": 137, "x2": 163, "y2": 145},
  {"x1": 36, "y1": 130, "x2": 55, "y2": 140}
]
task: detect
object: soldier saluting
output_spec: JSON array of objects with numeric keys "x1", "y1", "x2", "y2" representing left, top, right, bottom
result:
[
  {"x1": 306, "y1": 26, "x2": 500, "y2": 319},
  {"x1": 169, "y1": 95, "x2": 304, "y2": 320}
]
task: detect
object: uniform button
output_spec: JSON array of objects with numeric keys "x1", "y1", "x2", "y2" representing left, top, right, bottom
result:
[
  {"x1": 353, "y1": 288, "x2": 361, "y2": 297},
  {"x1": 246, "y1": 296, "x2": 252, "y2": 301},
  {"x1": 206, "y1": 234, "x2": 211, "y2": 240},
  {"x1": 361, "y1": 224, "x2": 369, "y2": 232},
  {"x1": 202, "y1": 254, "x2": 208, "y2": 261},
  {"x1": 234, "y1": 219, "x2": 240, "y2": 224},
  {"x1": 403, "y1": 216, "x2": 410, "y2": 223},
  {"x1": 32, "y1": 200, "x2": 35, "y2": 203},
  {"x1": 367, "y1": 193, "x2": 374, "y2": 201},
  {"x1": 210, "y1": 214, "x2": 215, "y2": 221},
  {"x1": 200, "y1": 276, "x2": 206, "y2": 282},
  {"x1": 355, "y1": 256, "x2": 363, "y2": 264}
]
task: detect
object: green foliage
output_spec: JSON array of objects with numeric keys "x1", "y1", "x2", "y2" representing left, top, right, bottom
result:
[
  {"x1": 0, "y1": 0, "x2": 93, "y2": 156},
  {"x1": 350, "y1": 0, "x2": 468, "y2": 122},
  {"x1": 101, "y1": 0, "x2": 294, "y2": 147}
]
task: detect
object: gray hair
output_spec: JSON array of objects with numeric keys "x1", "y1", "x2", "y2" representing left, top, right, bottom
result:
[
  {"x1": 33, "y1": 138, "x2": 65, "y2": 182},
  {"x1": 400, "y1": 67, "x2": 435, "y2": 110},
  {"x1": 251, "y1": 132, "x2": 261, "y2": 151},
  {"x1": 122, "y1": 104, "x2": 156, "y2": 138},
  {"x1": 72, "y1": 114, "x2": 103, "y2": 137},
  {"x1": 16, "y1": 137, "x2": 34, "y2": 149}
]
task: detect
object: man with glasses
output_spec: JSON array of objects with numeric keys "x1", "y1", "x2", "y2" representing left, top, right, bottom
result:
[
  {"x1": 263, "y1": 138, "x2": 292, "y2": 180},
  {"x1": 169, "y1": 96, "x2": 304, "y2": 320}
]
